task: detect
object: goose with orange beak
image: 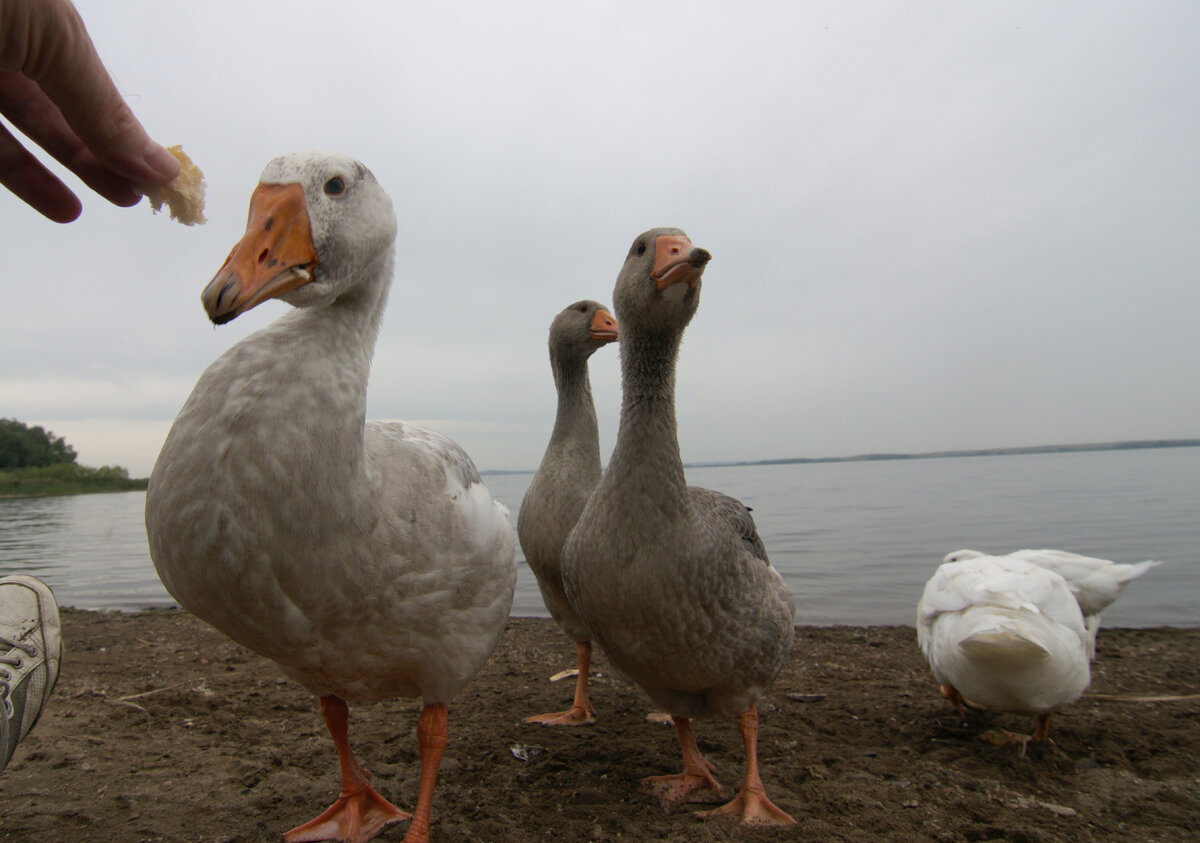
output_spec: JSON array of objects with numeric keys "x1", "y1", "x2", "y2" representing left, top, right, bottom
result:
[
  {"x1": 518, "y1": 300, "x2": 618, "y2": 727},
  {"x1": 561, "y1": 228, "x2": 796, "y2": 826},
  {"x1": 146, "y1": 151, "x2": 517, "y2": 843}
]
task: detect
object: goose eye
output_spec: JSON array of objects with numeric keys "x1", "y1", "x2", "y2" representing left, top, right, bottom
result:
[
  {"x1": 577, "y1": 304, "x2": 588, "y2": 313},
  {"x1": 635, "y1": 242, "x2": 646, "y2": 256},
  {"x1": 323, "y1": 177, "x2": 346, "y2": 196}
]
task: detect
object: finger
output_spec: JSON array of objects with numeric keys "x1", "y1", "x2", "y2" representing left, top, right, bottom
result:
[
  {"x1": 0, "y1": 118, "x2": 82, "y2": 223},
  {"x1": 15, "y1": 0, "x2": 179, "y2": 185},
  {"x1": 0, "y1": 71, "x2": 141, "y2": 207}
]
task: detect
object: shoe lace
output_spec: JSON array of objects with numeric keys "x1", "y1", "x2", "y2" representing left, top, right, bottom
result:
[{"x1": 0, "y1": 633, "x2": 38, "y2": 697}]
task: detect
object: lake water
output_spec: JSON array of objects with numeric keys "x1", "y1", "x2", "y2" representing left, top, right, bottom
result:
[{"x1": 1, "y1": 447, "x2": 1196, "y2": 627}]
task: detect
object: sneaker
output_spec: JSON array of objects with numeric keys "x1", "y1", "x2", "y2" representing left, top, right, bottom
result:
[{"x1": 0, "y1": 575, "x2": 62, "y2": 772}]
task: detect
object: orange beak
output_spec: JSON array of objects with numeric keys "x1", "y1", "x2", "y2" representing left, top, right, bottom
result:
[
  {"x1": 201, "y1": 182, "x2": 318, "y2": 325},
  {"x1": 650, "y1": 234, "x2": 710, "y2": 291},
  {"x1": 590, "y1": 308, "x2": 619, "y2": 343}
]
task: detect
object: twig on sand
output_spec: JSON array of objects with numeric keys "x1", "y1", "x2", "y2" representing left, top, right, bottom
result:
[{"x1": 111, "y1": 683, "x2": 186, "y2": 704}]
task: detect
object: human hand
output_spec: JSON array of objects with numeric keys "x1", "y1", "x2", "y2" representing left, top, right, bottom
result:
[{"x1": 0, "y1": 0, "x2": 181, "y2": 223}]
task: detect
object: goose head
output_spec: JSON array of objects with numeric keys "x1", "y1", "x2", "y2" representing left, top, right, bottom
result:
[
  {"x1": 202, "y1": 151, "x2": 397, "y2": 325},
  {"x1": 549, "y1": 300, "x2": 619, "y2": 362},
  {"x1": 612, "y1": 227, "x2": 711, "y2": 335},
  {"x1": 943, "y1": 549, "x2": 986, "y2": 564}
]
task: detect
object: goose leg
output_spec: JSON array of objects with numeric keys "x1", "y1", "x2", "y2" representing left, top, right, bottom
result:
[
  {"x1": 524, "y1": 641, "x2": 597, "y2": 726},
  {"x1": 284, "y1": 695, "x2": 410, "y2": 843},
  {"x1": 697, "y1": 705, "x2": 795, "y2": 826},
  {"x1": 940, "y1": 683, "x2": 986, "y2": 716},
  {"x1": 400, "y1": 703, "x2": 448, "y2": 843},
  {"x1": 641, "y1": 715, "x2": 724, "y2": 804},
  {"x1": 1033, "y1": 712, "x2": 1053, "y2": 742}
]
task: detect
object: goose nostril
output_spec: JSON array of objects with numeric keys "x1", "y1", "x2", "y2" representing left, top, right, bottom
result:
[{"x1": 258, "y1": 249, "x2": 270, "y2": 264}]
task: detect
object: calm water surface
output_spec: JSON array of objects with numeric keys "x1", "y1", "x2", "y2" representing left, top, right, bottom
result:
[{"x1": 1, "y1": 447, "x2": 1196, "y2": 626}]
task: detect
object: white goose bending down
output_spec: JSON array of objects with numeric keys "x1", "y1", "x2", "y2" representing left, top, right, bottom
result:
[
  {"x1": 518, "y1": 300, "x2": 618, "y2": 726},
  {"x1": 943, "y1": 548, "x2": 1160, "y2": 624},
  {"x1": 144, "y1": 152, "x2": 516, "y2": 843},
  {"x1": 917, "y1": 554, "x2": 1091, "y2": 744},
  {"x1": 561, "y1": 229, "x2": 796, "y2": 826}
]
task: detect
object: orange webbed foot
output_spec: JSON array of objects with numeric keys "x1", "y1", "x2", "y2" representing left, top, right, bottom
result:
[
  {"x1": 696, "y1": 784, "x2": 796, "y2": 826},
  {"x1": 526, "y1": 643, "x2": 598, "y2": 726},
  {"x1": 642, "y1": 714, "x2": 724, "y2": 805},
  {"x1": 282, "y1": 784, "x2": 410, "y2": 843},
  {"x1": 980, "y1": 727, "x2": 1038, "y2": 757},
  {"x1": 640, "y1": 761, "x2": 725, "y2": 805},
  {"x1": 523, "y1": 704, "x2": 597, "y2": 726},
  {"x1": 981, "y1": 713, "x2": 1054, "y2": 758}
]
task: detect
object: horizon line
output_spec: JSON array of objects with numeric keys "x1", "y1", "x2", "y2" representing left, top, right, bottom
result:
[{"x1": 479, "y1": 437, "x2": 1200, "y2": 476}]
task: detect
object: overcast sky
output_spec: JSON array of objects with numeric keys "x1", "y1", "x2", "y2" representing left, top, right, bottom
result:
[{"x1": 3, "y1": 1, "x2": 1198, "y2": 478}]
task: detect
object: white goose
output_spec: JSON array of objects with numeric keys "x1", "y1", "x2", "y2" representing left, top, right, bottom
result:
[
  {"x1": 917, "y1": 554, "x2": 1091, "y2": 743},
  {"x1": 561, "y1": 229, "x2": 796, "y2": 826},
  {"x1": 517, "y1": 300, "x2": 618, "y2": 726},
  {"x1": 144, "y1": 152, "x2": 516, "y2": 843},
  {"x1": 944, "y1": 548, "x2": 1160, "y2": 637}
]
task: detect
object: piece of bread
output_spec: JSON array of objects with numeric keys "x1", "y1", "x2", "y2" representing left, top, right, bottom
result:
[{"x1": 142, "y1": 145, "x2": 206, "y2": 225}]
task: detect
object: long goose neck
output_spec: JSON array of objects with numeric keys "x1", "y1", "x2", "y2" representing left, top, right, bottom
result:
[
  {"x1": 243, "y1": 249, "x2": 394, "y2": 489},
  {"x1": 322, "y1": 246, "x2": 393, "y2": 352},
  {"x1": 286, "y1": 247, "x2": 392, "y2": 384},
  {"x1": 545, "y1": 351, "x2": 601, "y2": 472},
  {"x1": 608, "y1": 328, "x2": 688, "y2": 496}
]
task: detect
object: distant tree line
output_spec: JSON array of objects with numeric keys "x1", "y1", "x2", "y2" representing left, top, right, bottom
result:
[
  {"x1": 0, "y1": 418, "x2": 78, "y2": 469},
  {"x1": 1, "y1": 419, "x2": 141, "y2": 496}
]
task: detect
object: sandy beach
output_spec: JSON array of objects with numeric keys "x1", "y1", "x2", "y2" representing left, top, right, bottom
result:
[{"x1": 1, "y1": 608, "x2": 1197, "y2": 842}]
